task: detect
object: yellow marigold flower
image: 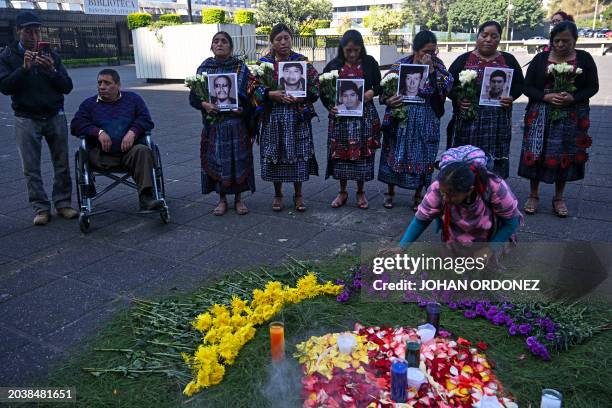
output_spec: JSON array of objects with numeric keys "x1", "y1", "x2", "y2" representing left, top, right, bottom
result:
[
  {"x1": 230, "y1": 296, "x2": 248, "y2": 315},
  {"x1": 193, "y1": 312, "x2": 213, "y2": 332},
  {"x1": 183, "y1": 380, "x2": 199, "y2": 396},
  {"x1": 210, "y1": 303, "x2": 229, "y2": 317}
]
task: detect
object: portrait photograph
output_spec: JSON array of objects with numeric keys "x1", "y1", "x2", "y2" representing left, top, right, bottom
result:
[
  {"x1": 398, "y1": 64, "x2": 429, "y2": 103},
  {"x1": 479, "y1": 67, "x2": 514, "y2": 107},
  {"x1": 335, "y1": 79, "x2": 365, "y2": 117},
  {"x1": 278, "y1": 61, "x2": 307, "y2": 97},
  {"x1": 207, "y1": 73, "x2": 239, "y2": 111}
]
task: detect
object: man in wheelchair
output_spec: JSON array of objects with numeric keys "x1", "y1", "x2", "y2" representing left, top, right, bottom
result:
[{"x1": 70, "y1": 69, "x2": 163, "y2": 211}]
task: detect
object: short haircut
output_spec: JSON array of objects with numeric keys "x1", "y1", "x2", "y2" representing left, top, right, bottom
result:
[
  {"x1": 403, "y1": 65, "x2": 424, "y2": 76},
  {"x1": 478, "y1": 20, "x2": 502, "y2": 36},
  {"x1": 550, "y1": 21, "x2": 578, "y2": 42},
  {"x1": 282, "y1": 62, "x2": 303, "y2": 74},
  {"x1": 98, "y1": 68, "x2": 120, "y2": 84},
  {"x1": 552, "y1": 11, "x2": 574, "y2": 23},
  {"x1": 339, "y1": 80, "x2": 362, "y2": 101},
  {"x1": 213, "y1": 75, "x2": 232, "y2": 90},
  {"x1": 412, "y1": 30, "x2": 437, "y2": 53},
  {"x1": 270, "y1": 23, "x2": 292, "y2": 43},
  {"x1": 490, "y1": 69, "x2": 507, "y2": 81}
]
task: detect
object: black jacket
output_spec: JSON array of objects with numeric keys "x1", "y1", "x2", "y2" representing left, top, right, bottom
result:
[
  {"x1": 0, "y1": 42, "x2": 73, "y2": 119},
  {"x1": 321, "y1": 54, "x2": 381, "y2": 109},
  {"x1": 523, "y1": 50, "x2": 598, "y2": 104}
]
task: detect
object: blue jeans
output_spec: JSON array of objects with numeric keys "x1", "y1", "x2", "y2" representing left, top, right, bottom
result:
[{"x1": 14, "y1": 113, "x2": 72, "y2": 214}]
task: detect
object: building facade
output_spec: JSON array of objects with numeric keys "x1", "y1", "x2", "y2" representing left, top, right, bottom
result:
[{"x1": 331, "y1": 0, "x2": 402, "y2": 27}]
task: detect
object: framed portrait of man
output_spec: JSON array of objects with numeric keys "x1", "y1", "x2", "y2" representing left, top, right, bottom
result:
[
  {"x1": 479, "y1": 67, "x2": 514, "y2": 107},
  {"x1": 335, "y1": 79, "x2": 365, "y2": 117},
  {"x1": 207, "y1": 73, "x2": 239, "y2": 111},
  {"x1": 278, "y1": 61, "x2": 307, "y2": 97},
  {"x1": 398, "y1": 64, "x2": 429, "y2": 103}
]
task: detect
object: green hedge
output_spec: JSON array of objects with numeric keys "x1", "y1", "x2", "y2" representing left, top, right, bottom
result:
[
  {"x1": 234, "y1": 9, "x2": 255, "y2": 25},
  {"x1": 314, "y1": 19, "x2": 331, "y2": 29},
  {"x1": 127, "y1": 12, "x2": 152, "y2": 30},
  {"x1": 159, "y1": 14, "x2": 182, "y2": 24},
  {"x1": 255, "y1": 25, "x2": 272, "y2": 35},
  {"x1": 202, "y1": 8, "x2": 225, "y2": 24}
]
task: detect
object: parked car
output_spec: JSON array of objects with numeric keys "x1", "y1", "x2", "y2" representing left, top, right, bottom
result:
[
  {"x1": 606, "y1": 31, "x2": 612, "y2": 39},
  {"x1": 595, "y1": 29, "x2": 611, "y2": 38},
  {"x1": 529, "y1": 36, "x2": 546, "y2": 41}
]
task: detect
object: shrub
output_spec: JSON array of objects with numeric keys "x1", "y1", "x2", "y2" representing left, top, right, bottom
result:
[
  {"x1": 255, "y1": 25, "x2": 272, "y2": 35},
  {"x1": 224, "y1": 15, "x2": 234, "y2": 24},
  {"x1": 159, "y1": 14, "x2": 182, "y2": 25},
  {"x1": 314, "y1": 19, "x2": 331, "y2": 29},
  {"x1": 202, "y1": 8, "x2": 225, "y2": 24},
  {"x1": 127, "y1": 12, "x2": 152, "y2": 30},
  {"x1": 234, "y1": 9, "x2": 255, "y2": 25}
]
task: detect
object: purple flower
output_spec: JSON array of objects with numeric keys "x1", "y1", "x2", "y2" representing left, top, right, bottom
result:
[
  {"x1": 525, "y1": 312, "x2": 533, "y2": 319},
  {"x1": 438, "y1": 329, "x2": 452, "y2": 338},
  {"x1": 526, "y1": 336, "x2": 538, "y2": 347},
  {"x1": 418, "y1": 301, "x2": 428, "y2": 308},
  {"x1": 352, "y1": 278, "x2": 363, "y2": 289},
  {"x1": 504, "y1": 316, "x2": 514, "y2": 326},
  {"x1": 336, "y1": 290, "x2": 350, "y2": 302},
  {"x1": 464, "y1": 310, "x2": 477, "y2": 319},
  {"x1": 518, "y1": 324, "x2": 532, "y2": 335},
  {"x1": 335, "y1": 279, "x2": 345, "y2": 285},
  {"x1": 509, "y1": 324, "x2": 518, "y2": 336},
  {"x1": 448, "y1": 302, "x2": 458, "y2": 310},
  {"x1": 492, "y1": 312, "x2": 507, "y2": 326},
  {"x1": 545, "y1": 332, "x2": 555, "y2": 342},
  {"x1": 475, "y1": 303, "x2": 486, "y2": 316}
]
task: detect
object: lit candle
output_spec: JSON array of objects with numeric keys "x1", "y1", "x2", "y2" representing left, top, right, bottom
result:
[
  {"x1": 269, "y1": 321, "x2": 285, "y2": 362},
  {"x1": 540, "y1": 389, "x2": 562, "y2": 408},
  {"x1": 390, "y1": 360, "x2": 408, "y2": 403}
]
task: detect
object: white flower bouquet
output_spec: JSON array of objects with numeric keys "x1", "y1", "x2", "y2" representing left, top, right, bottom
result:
[
  {"x1": 185, "y1": 73, "x2": 209, "y2": 102},
  {"x1": 380, "y1": 73, "x2": 407, "y2": 125},
  {"x1": 455, "y1": 69, "x2": 479, "y2": 121},
  {"x1": 319, "y1": 70, "x2": 339, "y2": 108},
  {"x1": 249, "y1": 62, "x2": 276, "y2": 90},
  {"x1": 547, "y1": 63, "x2": 583, "y2": 121}
]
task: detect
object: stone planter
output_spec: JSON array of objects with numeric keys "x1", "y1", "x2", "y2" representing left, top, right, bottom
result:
[{"x1": 132, "y1": 24, "x2": 256, "y2": 80}]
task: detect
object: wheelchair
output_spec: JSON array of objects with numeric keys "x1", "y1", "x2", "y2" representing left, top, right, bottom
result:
[{"x1": 74, "y1": 132, "x2": 170, "y2": 233}]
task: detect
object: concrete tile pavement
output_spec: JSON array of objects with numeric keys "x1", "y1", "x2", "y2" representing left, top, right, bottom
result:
[{"x1": 0, "y1": 52, "x2": 611, "y2": 385}]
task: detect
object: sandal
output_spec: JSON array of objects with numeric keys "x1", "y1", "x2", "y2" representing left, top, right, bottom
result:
[
  {"x1": 213, "y1": 200, "x2": 228, "y2": 216},
  {"x1": 412, "y1": 192, "x2": 423, "y2": 213},
  {"x1": 356, "y1": 191, "x2": 369, "y2": 209},
  {"x1": 383, "y1": 192, "x2": 394, "y2": 209},
  {"x1": 331, "y1": 191, "x2": 348, "y2": 208},
  {"x1": 552, "y1": 198, "x2": 568, "y2": 218},
  {"x1": 235, "y1": 200, "x2": 249, "y2": 215},
  {"x1": 524, "y1": 195, "x2": 539, "y2": 215},
  {"x1": 294, "y1": 194, "x2": 306, "y2": 212},
  {"x1": 272, "y1": 195, "x2": 283, "y2": 212}
]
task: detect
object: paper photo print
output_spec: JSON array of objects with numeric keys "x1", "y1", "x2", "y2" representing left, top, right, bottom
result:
[
  {"x1": 208, "y1": 73, "x2": 239, "y2": 111},
  {"x1": 398, "y1": 64, "x2": 429, "y2": 103},
  {"x1": 278, "y1": 61, "x2": 307, "y2": 97},
  {"x1": 335, "y1": 78, "x2": 365, "y2": 117},
  {"x1": 479, "y1": 67, "x2": 514, "y2": 107}
]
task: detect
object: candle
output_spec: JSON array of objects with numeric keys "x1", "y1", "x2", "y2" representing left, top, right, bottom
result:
[
  {"x1": 405, "y1": 341, "x2": 420, "y2": 368},
  {"x1": 390, "y1": 360, "x2": 408, "y2": 403},
  {"x1": 540, "y1": 389, "x2": 562, "y2": 408},
  {"x1": 426, "y1": 302, "x2": 441, "y2": 331},
  {"x1": 269, "y1": 321, "x2": 285, "y2": 362}
]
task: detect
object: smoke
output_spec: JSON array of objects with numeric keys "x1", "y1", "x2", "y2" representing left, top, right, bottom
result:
[{"x1": 262, "y1": 358, "x2": 303, "y2": 408}]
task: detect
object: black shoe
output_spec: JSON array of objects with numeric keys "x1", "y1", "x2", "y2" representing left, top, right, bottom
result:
[{"x1": 139, "y1": 193, "x2": 164, "y2": 211}]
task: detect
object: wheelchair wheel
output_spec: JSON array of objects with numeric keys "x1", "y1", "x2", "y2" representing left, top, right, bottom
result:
[
  {"x1": 79, "y1": 213, "x2": 90, "y2": 233},
  {"x1": 74, "y1": 152, "x2": 83, "y2": 209},
  {"x1": 160, "y1": 207, "x2": 170, "y2": 224}
]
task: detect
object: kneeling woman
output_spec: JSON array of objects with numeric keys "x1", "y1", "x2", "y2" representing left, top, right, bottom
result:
[
  {"x1": 189, "y1": 31, "x2": 255, "y2": 215},
  {"x1": 399, "y1": 146, "x2": 522, "y2": 253}
]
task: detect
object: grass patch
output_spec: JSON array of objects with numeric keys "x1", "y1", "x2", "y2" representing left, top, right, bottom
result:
[{"x1": 46, "y1": 256, "x2": 612, "y2": 407}]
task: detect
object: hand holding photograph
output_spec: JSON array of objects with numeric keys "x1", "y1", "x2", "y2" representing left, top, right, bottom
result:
[
  {"x1": 208, "y1": 73, "x2": 239, "y2": 111},
  {"x1": 479, "y1": 67, "x2": 514, "y2": 107},
  {"x1": 278, "y1": 61, "x2": 307, "y2": 97},
  {"x1": 398, "y1": 64, "x2": 429, "y2": 103}
]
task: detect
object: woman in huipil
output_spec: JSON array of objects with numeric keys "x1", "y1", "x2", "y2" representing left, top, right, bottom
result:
[
  {"x1": 189, "y1": 31, "x2": 255, "y2": 216},
  {"x1": 251, "y1": 23, "x2": 320, "y2": 212},
  {"x1": 379, "y1": 30, "x2": 453, "y2": 211},
  {"x1": 519, "y1": 21, "x2": 598, "y2": 217},
  {"x1": 321, "y1": 29, "x2": 381, "y2": 209},
  {"x1": 447, "y1": 20, "x2": 524, "y2": 179}
]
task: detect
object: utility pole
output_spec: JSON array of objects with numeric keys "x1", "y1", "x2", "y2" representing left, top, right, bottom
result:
[
  {"x1": 592, "y1": 0, "x2": 599, "y2": 31},
  {"x1": 187, "y1": 0, "x2": 194, "y2": 23}
]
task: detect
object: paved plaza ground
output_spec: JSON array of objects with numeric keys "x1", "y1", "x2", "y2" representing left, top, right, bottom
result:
[{"x1": 0, "y1": 52, "x2": 611, "y2": 386}]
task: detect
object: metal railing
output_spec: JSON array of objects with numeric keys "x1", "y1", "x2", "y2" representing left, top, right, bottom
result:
[{"x1": 437, "y1": 39, "x2": 612, "y2": 55}]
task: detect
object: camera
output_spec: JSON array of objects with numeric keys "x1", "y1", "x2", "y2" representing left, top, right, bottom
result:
[{"x1": 37, "y1": 41, "x2": 51, "y2": 57}]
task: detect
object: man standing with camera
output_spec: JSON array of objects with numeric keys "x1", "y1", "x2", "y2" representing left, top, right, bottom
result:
[{"x1": 0, "y1": 11, "x2": 77, "y2": 225}]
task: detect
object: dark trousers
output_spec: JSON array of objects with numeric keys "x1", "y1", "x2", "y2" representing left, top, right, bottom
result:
[
  {"x1": 88, "y1": 145, "x2": 154, "y2": 194},
  {"x1": 14, "y1": 114, "x2": 72, "y2": 214}
]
